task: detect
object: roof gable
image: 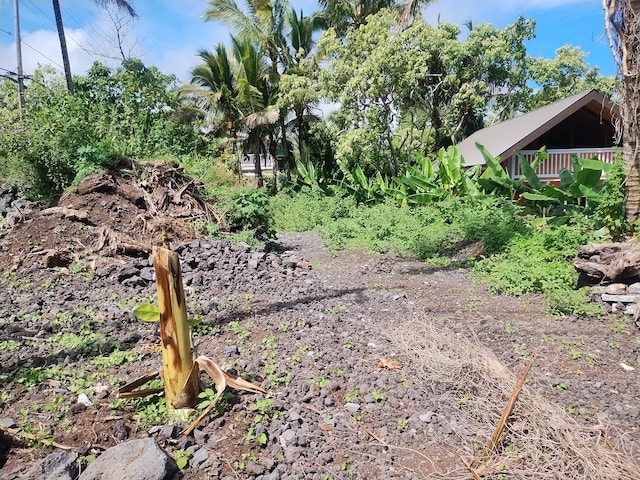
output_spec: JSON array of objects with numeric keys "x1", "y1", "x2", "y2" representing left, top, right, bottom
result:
[{"x1": 456, "y1": 90, "x2": 618, "y2": 166}]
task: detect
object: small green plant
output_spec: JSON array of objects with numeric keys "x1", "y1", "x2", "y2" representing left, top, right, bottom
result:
[
  {"x1": 371, "y1": 391, "x2": 386, "y2": 402},
  {"x1": 512, "y1": 342, "x2": 529, "y2": 357},
  {"x1": 455, "y1": 393, "x2": 470, "y2": 405},
  {"x1": 174, "y1": 449, "x2": 192, "y2": 469},
  {"x1": 244, "y1": 427, "x2": 268, "y2": 446},
  {"x1": 566, "y1": 405, "x2": 580, "y2": 416},
  {"x1": 0, "y1": 340, "x2": 20, "y2": 352},
  {"x1": 228, "y1": 320, "x2": 252, "y2": 340},
  {"x1": 343, "y1": 341, "x2": 355, "y2": 350},
  {"x1": 310, "y1": 377, "x2": 329, "y2": 388},
  {"x1": 540, "y1": 333, "x2": 556, "y2": 342},
  {"x1": 344, "y1": 388, "x2": 361, "y2": 403},
  {"x1": 612, "y1": 320, "x2": 627, "y2": 333},
  {"x1": 504, "y1": 444, "x2": 518, "y2": 454},
  {"x1": 401, "y1": 378, "x2": 410, "y2": 389},
  {"x1": 396, "y1": 418, "x2": 407, "y2": 431},
  {"x1": 504, "y1": 325, "x2": 517, "y2": 334},
  {"x1": 554, "y1": 381, "x2": 568, "y2": 391}
]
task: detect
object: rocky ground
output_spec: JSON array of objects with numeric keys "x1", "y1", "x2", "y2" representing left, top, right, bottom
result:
[{"x1": 0, "y1": 170, "x2": 639, "y2": 479}]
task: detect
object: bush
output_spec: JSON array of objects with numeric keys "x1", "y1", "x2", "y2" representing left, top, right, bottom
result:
[{"x1": 220, "y1": 187, "x2": 273, "y2": 238}]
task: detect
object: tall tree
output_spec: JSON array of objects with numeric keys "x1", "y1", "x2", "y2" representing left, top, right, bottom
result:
[
  {"x1": 53, "y1": 0, "x2": 137, "y2": 94},
  {"x1": 603, "y1": 0, "x2": 640, "y2": 221},
  {"x1": 278, "y1": 9, "x2": 324, "y2": 171},
  {"x1": 177, "y1": 44, "x2": 243, "y2": 153},
  {"x1": 179, "y1": 37, "x2": 278, "y2": 187},
  {"x1": 317, "y1": 0, "x2": 394, "y2": 36},
  {"x1": 203, "y1": 0, "x2": 291, "y2": 180}
]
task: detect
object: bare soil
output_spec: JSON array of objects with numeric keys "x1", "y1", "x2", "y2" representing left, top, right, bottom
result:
[{"x1": 0, "y1": 167, "x2": 638, "y2": 479}]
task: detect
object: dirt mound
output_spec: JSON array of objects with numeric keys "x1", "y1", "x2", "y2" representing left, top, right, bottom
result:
[{"x1": 0, "y1": 162, "x2": 218, "y2": 271}]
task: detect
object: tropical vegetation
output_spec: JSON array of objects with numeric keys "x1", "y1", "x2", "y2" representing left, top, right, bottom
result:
[{"x1": 0, "y1": 1, "x2": 631, "y2": 315}]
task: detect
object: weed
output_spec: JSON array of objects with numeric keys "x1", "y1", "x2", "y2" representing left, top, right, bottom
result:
[
  {"x1": 310, "y1": 377, "x2": 329, "y2": 388},
  {"x1": 540, "y1": 333, "x2": 556, "y2": 342},
  {"x1": 343, "y1": 341, "x2": 355, "y2": 350},
  {"x1": 244, "y1": 427, "x2": 268, "y2": 446},
  {"x1": 513, "y1": 342, "x2": 529, "y2": 357},
  {"x1": 396, "y1": 418, "x2": 407, "y2": 431},
  {"x1": 566, "y1": 406, "x2": 580, "y2": 416},
  {"x1": 326, "y1": 304, "x2": 345, "y2": 315},
  {"x1": 174, "y1": 449, "x2": 192, "y2": 469},
  {"x1": 612, "y1": 320, "x2": 627, "y2": 334},
  {"x1": 91, "y1": 349, "x2": 141, "y2": 368},
  {"x1": 554, "y1": 381, "x2": 568, "y2": 391},
  {"x1": 227, "y1": 321, "x2": 251, "y2": 341},
  {"x1": 504, "y1": 325, "x2": 517, "y2": 334},
  {"x1": 0, "y1": 340, "x2": 20, "y2": 352},
  {"x1": 371, "y1": 391, "x2": 386, "y2": 401},
  {"x1": 344, "y1": 388, "x2": 361, "y2": 402}
]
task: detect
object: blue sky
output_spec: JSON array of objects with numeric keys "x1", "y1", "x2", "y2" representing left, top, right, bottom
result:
[{"x1": 0, "y1": 0, "x2": 615, "y2": 84}]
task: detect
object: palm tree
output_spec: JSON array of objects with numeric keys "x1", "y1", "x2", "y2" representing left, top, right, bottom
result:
[
  {"x1": 234, "y1": 37, "x2": 279, "y2": 186},
  {"x1": 281, "y1": 9, "x2": 324, "y2": 168},
  {"x1": 203, "y1": 0, "x2": 291, "y2": 180},
  {"x1": 179, "y1": 37, "x2": 278, "y2": 187},
  {"x1": 52, "y1": 0, "x2": 137, "y2": 94},
  {"x1": 317, "y1": 0, "x2": 394, "y2": 36},
  {"x1": 177, "y1": 44, "x2": 243, "y2": 154},
  {"x1": 603, "y1": 0, "x2": 640, "y2": 220}
]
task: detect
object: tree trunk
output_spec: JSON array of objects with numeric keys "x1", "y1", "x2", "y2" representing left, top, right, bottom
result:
[
  {"x1": 52, "y1": 0, "x2": 73, "y2": 95},
  {"x1": 248, "y1": 129, "x2": 263, "y2": 187},
  {"x1": 279, "y1": 115, "x2": 292, "y2": 181},
  {"x1": 603, "y1": 0, "x2": 640, "y2": 220}
]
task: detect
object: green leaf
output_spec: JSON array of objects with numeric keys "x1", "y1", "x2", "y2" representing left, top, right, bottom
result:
[
  {"x1": 516, "y1": 151, "x2": 543, "y2": 190},
  {"x1": 521, "y1": 192, "x2": 559, "y2": 202},
  {"x1": 133, "y1": 303, "x2": 160, "y2": 322}
]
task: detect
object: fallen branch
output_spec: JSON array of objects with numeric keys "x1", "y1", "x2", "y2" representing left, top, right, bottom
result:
[
  {"x1": 0, "y1": 425, "x2": 74, "y2": 450},
  {"x1": 343, "y1": 409, "x2": 385, "y2": 445},
  {"x1": 481, "y1": 356, "x2": 535, "y2": 461}
]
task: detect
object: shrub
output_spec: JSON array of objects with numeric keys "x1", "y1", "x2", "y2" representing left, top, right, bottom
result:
[{"x1": 221, "y1": 188, "x2": 273, "y2": 238}]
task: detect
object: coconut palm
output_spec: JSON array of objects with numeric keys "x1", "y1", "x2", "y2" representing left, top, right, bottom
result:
[
  {"x1": 203, "y1": 0, "x2": 291, "y2": 181},
  {"x1": 52, "y1": 0, "x2": 138, "y2": 94},
  {"x1": 280, "y1": 9, "x2": 324, "y2": 168},
  {"x1": 179, "y1": 37, "x2": 278, "y2": 186},
  {"x1": 176, "y1": 44, "x2": 243, "y2": 153}
]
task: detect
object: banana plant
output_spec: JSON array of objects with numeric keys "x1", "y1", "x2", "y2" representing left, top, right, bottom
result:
[
  {"x1": 520, "y1": 155, "x2": 611, "y2": 215},
  {"x1": 119, "y1": 245, "x2": 265, "y2": 436}
]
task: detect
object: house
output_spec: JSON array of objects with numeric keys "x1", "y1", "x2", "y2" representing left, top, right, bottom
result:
[{"x1": 456, "y1": 90, "x2": 619, "y2": 182}]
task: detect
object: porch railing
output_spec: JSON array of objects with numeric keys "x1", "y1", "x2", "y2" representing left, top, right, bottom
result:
[{"x1": 508, "y1": 148, "x2": 616, "y2": 180}]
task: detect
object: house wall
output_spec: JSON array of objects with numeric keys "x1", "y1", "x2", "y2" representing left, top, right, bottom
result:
[{"x1": 523, "y1": 108, "x2": 617, "y2": 150}]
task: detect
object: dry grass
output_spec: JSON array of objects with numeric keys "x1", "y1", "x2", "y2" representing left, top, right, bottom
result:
[{"x1": 379, "y1": 317, "x2": 639, "y2": 480}]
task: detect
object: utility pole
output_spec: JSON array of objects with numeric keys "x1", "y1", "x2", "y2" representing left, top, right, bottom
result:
[
  {"x1": 52, "y1": 0, "x2": 73, "y2": 94},
  {"x1": 13, "y1": 0, "x2": 25, "y2": 113}
]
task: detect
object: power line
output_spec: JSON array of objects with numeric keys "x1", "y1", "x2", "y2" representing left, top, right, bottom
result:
[
  {"x1": 22, "y1": 0, "x2": 57, "y2": 30},
  {"x1": 21, "y1": 39, "x2": 64, "y2": 69},
  {"x1": 1, "y1": 28, "x2": 12, "y2": 36}
]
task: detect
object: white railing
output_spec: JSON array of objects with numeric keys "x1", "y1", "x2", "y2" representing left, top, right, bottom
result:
[
  {"x1": 508, "y1": 148, "x2": 615, "y2": 180},
  {"x1": 240, "y1": 153, "x2": 274, "y2": 177}
]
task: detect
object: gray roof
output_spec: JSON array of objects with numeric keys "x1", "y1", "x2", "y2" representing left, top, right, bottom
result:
[{"x1": 456, "y1": 90, "x2": 618, "y2": 166}]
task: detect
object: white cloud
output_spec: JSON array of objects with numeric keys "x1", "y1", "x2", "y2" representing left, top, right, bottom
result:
[
  {"x1": 149, "y1": 47, "x2": 200, "y2": 84},
  {"x1": 1, "y1": 27, "x2": 115, "y2": 77}
]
